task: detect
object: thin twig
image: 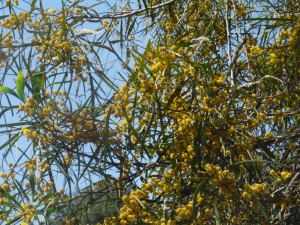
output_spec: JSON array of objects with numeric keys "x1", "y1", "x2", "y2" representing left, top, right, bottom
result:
[
  {"x1": 224, "y1": 0, "x2": 235, "y2": 87},
  {"x1": 68, "y1": 0, "x2": 177, "y2": 20}
]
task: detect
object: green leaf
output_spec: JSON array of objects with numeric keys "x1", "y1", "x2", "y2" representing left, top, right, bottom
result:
[
  {"x1": 213, "y1": 198, "x2": 220, "y2": 225},
  {"x1": 59, "y1": 0, "x2": 68, "y2": 38},
  {"x1": 0, "y1": 106, "x2": 18, "y2": 118},
  {"x1": 0, "y1": 187, "x2": 21, "y2": 207},
  {"x1": 232, "y1": 160, "x2": 277, "y2": 166},
  {"x1": 0, "y1": 86, "x2": 20, "y2": 100},
  {"x1": 94, "y1": 70, "x2": 118, "y2": 92},
  {"x1": 193, "y1": 178, "x2": 209, "y2": 223},
  {"x1": 45, "y1": 206, "x2": 61, "y2": 215},
  {"x1": 252, "y1": 197, "x2": 270, "y2": 223},
  {"x1": 125, "y1": 16, "x2": 136, "y2": 39},
  {"x1": 103, "y1": 106, "x2": 112, "y2": 170},
  {"x1": 4, "y1": 135, "x2": 26, "y2": 158},
  {"x1": 29, "y1": 171, "x2": 35, "y2": 202},
  {"x1": 0, "y1": 15, "x2": 9, "y2": 20},
  {"x1": 39, "y1": 0, "x2": 49, "y2": 25},
  {"x1": 0, "y1": 121, "x2": 29, "y2": 129},
  {"x1": 31, "y1": 72, "x2": 44, "y2": 102},
  {"x1": 0, "y1": 133, "x2": 20, "y2": 151},
  {"x1": 16, "y1": 70, "x2": 25, "y2": 103},
  {"x1": 30, "y1": 0, "x2": 37, "y2": 12}
]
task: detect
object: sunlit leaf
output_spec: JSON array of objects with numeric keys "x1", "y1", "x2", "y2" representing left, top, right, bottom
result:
[
  {"x1": 30, "y1": 0, "x2": 37, "y2": 12},
  {"x1": 0, "y1": 87, "x2": 20, "y2": 100},
  {"x1": 16, "y1": 71, "x2": 25, "y2": 103}
]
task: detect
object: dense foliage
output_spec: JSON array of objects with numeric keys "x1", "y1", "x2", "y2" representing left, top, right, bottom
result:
[{"x1": 0, "y1": 0, "x2": 300, "y2": 224}]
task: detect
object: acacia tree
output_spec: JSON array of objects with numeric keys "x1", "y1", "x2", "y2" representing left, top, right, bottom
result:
[{"x1": 0, "y1": 0, "x2": 300, "y2": 224}]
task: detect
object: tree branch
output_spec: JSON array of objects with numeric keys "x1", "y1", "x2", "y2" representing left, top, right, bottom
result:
[{"x1": 68, "y1": 0, "x2": 177, "y2": 21}]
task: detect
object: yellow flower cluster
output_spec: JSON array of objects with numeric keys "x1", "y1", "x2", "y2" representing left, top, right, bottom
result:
[
  {"x1": 22, "y1": 127, "x2": 38, "y2": 140},
  {"x1": 5, "y1": 0, "x2": 19, "y2": 6},
  {"x1": 1, "y1": 34, "x2": 13, "y2": 49},
  {"x1": 1, "y1": 13, "x2": 24, "y2": 29},
  {"x1": 270, "y1": 169, "x2": 293, "y2": 184},
  {"x1": 269, "y1": 53, "x2": 277, "y2": 65},
  {"x1": 204, "y1": 164, "x2": 222, "y2": 175},
  {"x1": 114, "y1": 83, "x2": 131, "y2": 114},
  {"x1": 1, "y1": 181, "x2": 11, "y2": 192},
  {"x1": 103, "y1": 20, "x2": 110, "y2": 27},
  {"x1": 176, "y1": 200, "x2": 193, "y2": 220},
  {"x1": 19, "y1": 204, "x2": 36, "y2": 224},
  {"x1": 280, "y1": 171, "x2": 293, "y2": 180},
  {"x1": 244, "y1": 183, "x2": 267, "y2": 199},
  {"x1": 63, "y1": 152, "x2": 73, "y2": 167},
  {"x1": 212, "y1": 170, "x2": 236, "y2": 195},
  {"x1": 18, "y1": 97, "x2": 37, "y2": 116},
  {"x1": 205, "y1": 164, "x2": 236, "y2": 195},
  {"x1": 0, "y1": 50, "x2": 8, "y2": 67},
  {"x1": 249, "y1": 46, "x2": 264, "y2": 55},
  {"x1": 119, "y1": 189, "x2": 149, "y2": 224}
]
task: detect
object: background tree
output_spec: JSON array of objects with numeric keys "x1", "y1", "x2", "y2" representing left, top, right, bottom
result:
[
  {"x1": 47, "y1": 179, "x2": 125, "y2": 224},
  {"x1": 0, "y1": 0, "x2": 300, "y2": 224}
]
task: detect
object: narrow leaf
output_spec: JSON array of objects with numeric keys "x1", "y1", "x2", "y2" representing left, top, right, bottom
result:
[
  {"x1": 0, "y1": 87, "x2": 20, "y2": 100},
  {"x1": 16, "y1": 70, "x2": 25, "y2": 103},
  {"x1": 0, "y1": 187, "x2": 21, "y2": 207},
  {"x1": 103, "y1": 106, "x2": 112, "y2": 170},
  {"x1": 0, "y1": 122, "x2": 29, "y2": 128},
  {"x1": 193, "y1": 178, "x2": 209, "y2": 223},
  {"x1": 0, "y1": 15, "x2": 9, "y2": 20},
  {"x1": 31, "y1": 72, "x2": 44, "y2": 102},
  {"x1": 29, "y1": 171, "x2": 35, "y2": 202},
  {"x1": 233, "y1": 160, "x2": 276, "y2": 166},
  {"x1": 30, "y1": 0, "x2": 37, "y2": 12},
  {"x1": 252, "y1": 198, "x2": 270, "y2": 223},
  {"x1": 0, "y1": 133, "x2": 19, "y2": 151},
  {"x1": 39, "y1": 0, "x2": 49, "y2": 25}
]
